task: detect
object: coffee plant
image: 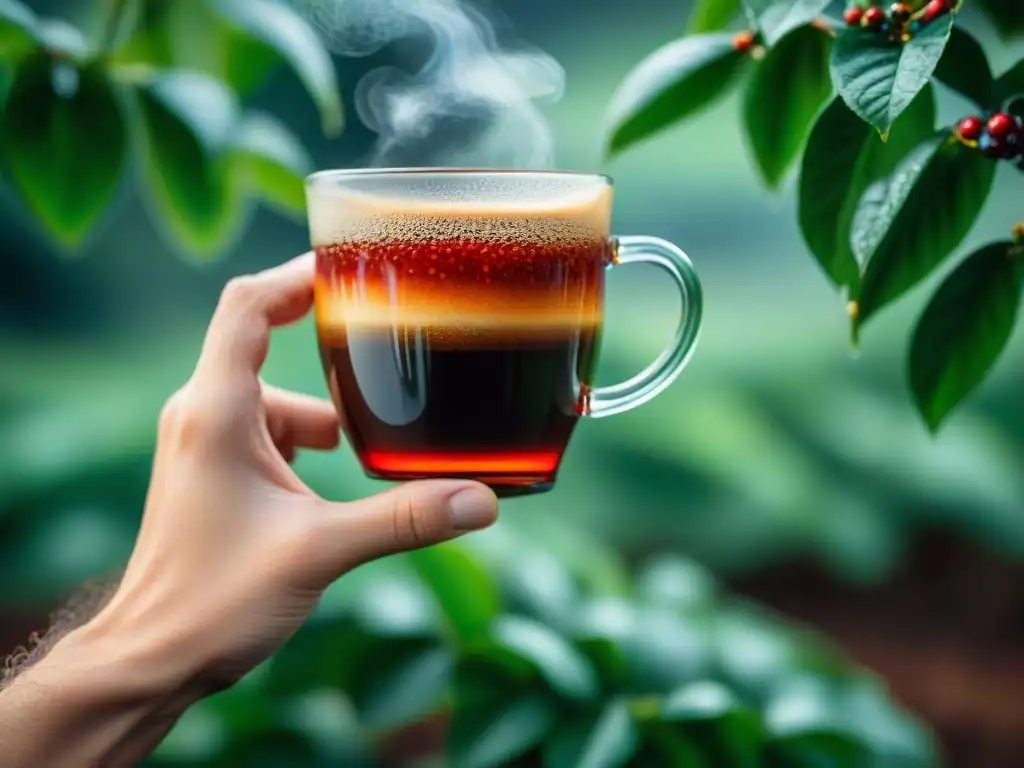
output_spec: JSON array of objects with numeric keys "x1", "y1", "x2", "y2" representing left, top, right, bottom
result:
[
  {"x1": 0, "y1": 0, "x2": 340, "y2": 258},
  {"x1": 606, "y1": 0, "x2": 1024, "y2": 433}
]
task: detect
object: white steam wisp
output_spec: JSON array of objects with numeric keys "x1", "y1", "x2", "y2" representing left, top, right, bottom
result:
[{"x1": 292, "y1": 0, "x2": 564, "y2": 168}]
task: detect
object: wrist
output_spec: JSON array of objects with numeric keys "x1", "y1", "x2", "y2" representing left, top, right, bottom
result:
[{"x1": 0, "y1": 609, "x2": 207, "y2": 767}]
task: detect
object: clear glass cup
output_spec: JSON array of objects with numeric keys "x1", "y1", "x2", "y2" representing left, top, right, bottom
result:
[{"x1": 307, "y1": 168, "x2": 702, "y2": 496}]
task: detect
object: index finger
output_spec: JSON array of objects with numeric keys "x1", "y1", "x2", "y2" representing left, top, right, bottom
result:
[{"x1": 195, "y1": 252, "x2": 315, "y2": 383}]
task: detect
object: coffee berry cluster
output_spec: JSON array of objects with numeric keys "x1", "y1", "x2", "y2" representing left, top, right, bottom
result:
[
  {"x1": 956, "y1": 112, "x2": 1024, "y2": 161},
  {"x1": 843, "y1": 1, "x2": 951, "y2": 41}
]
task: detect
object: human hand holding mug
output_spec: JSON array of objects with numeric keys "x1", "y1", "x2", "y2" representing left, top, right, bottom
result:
[
  {"x1": 309, "y1": 169, "x2": 704, "y2": 496},
  {"x1": 0, "y1": 254, "x2": 498, "y2": 768}
]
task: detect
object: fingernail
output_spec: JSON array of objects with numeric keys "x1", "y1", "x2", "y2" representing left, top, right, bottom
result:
[{"x1": 447, "y1": 486, "x2": 497, "y2": 532}]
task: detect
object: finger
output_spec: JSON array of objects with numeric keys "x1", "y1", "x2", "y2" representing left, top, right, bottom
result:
[
  {"x1": 311, "y1": 481, "x2": 498, "y2": 578},
  {"x1": 195, "y1": 253, "x2": 315, "y2": 384},
  {"x1": 263, "y1": 384, "x2": 340, "y2": 452}
]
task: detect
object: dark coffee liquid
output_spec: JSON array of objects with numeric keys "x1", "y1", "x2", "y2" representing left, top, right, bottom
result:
[{"x1": 315, "y1": 237, "x2": 609, "y2": 495}]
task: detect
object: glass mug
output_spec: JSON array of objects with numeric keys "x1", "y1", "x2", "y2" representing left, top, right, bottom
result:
[{"x1": 306, "y1": 169, "x2": 702, "y2": 497}]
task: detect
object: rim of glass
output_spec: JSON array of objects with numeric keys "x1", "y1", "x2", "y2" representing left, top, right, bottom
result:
[{"x1": 305, "y1": 167, "x2": 614, "y2": 187}]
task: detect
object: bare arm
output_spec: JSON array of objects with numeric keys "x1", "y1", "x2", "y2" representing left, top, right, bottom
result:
[{"x1": 0, "y1": 616, "x2": 203, "y2": 767}]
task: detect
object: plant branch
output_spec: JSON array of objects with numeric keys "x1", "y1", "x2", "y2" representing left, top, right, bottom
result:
[{"x1": 101, "y1": 0, "x2": 132, "y2": 55}]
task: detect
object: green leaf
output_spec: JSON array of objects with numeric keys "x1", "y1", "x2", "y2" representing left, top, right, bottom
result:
[
  {"x1": 492, "y1": 615, "x2": 600, "y2": 701},
  {"x1": 573, "y1": 599, "x2": 710, "y2": 695},
  {"x1": 743, "y1": 24, "x2": 832, "y2": 188},
  {"x1": 497, "y1": 549, "x2": 580, "y2": 630},
  {"x1": 660, "y1": 681, "x2": 763, "y2": 767},
  {"x1": 975, "y1": 0, "x2": 1024, "y2": 39},
  {"x1": 113, "y1": 0, "x2": 279, "y2": 98},
  {"x1": 357, "y1": 646, "x2": 455, "y2": 731},
  {"x1": 798, "y1": 86, "x2": 935, "y2": 289},
  {"x1": 852, "y1": 133, "x2": 996, "y2": 331},
  {"x1": 3, "y1": 54, "x2": 126, "y2": 248},
  {"x1": 994, "y1": 58, "x2": 1024, "y2": 106},
  {"x1": 210, "y1": 0, "x2": 343, "y2": 136},
  {"x1": 932, "y1": 26, "x2": 992, "y2": 108},
  {"x1": 830, "y1": 14, "x2": 953, "y2": 136},
  {"x1": 909, "y1": 241, "x2": 1023, "y2": 432},
  {"x1": 741, "y1": 0, "x2": 830, "y2": 47},
  {"x1": 636, "y1": 555, "x2": 717, "y2": 611},
  {"x1": 543, "y1": 700, "x2": 639, "y2": 768},
  {"x1": 407, "y1": 542, "x2": 500, "y2": 643},
  {"x1": 134, "y1": 70, "x2": 244, "y2": 259},
  {"x1": 228, "y1": 111, "x2": 311, "y2": 218},
  {"x1": 0, "y1": 0, "x2": 37, "y2": 59},
  {"x1": 605, "y1": 34, "x2": 748, "y2": 157},
  {"x1": 764, "y1": 680, "x2": 868, "y2": 767},
  {"x1": 448, "y1": 691, "x2": 558, "y2": 768},
  {"x1": 688, "y1": 0, "x2": 742, "y2": 33}
]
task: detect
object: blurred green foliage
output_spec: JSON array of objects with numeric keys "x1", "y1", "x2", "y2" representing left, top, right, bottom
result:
[
  {"x1": 138, "y1": 533, "x2": 937, "y2": 767},
  {"x1": 0, "y1": 0, "x2": 335, "y2": 258}
]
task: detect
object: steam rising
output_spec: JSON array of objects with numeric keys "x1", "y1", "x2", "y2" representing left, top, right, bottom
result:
[{"x1": 292, "y1": 0, "x2": 564, "y2": 168}]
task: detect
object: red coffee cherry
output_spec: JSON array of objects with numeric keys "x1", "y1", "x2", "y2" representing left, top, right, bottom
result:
[
  {"x1": 843, "y1": 6, "x2": 864, "y2": 25},
  {"x1": 921, "y1": 0, "x2": 948, "y2": 23},
  {"x1": 863, "y1": 6, "x2": 886, "y2": 27},
  {"x1": 956, "y1": 116, "x2": 983, "y2": 141},
  {"x1": 986, "y1": 112, "x2": 1015, "y2": 139},
  {"x1": 733, "y1": 30, "x2": 755, "y2": 52}
]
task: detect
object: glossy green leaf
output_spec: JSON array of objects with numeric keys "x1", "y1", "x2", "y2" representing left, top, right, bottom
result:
[
  {"x1": 688, "y1": 0, "x2": 742, "y2": 33},
  {"x1": 605, "y1": 34, "x2": 748, "y2": 157},
  {"x1": 357, "y1": 646, "x2": 455, "y2": 731},
  {"x1": 0, "y1": 0, "x2": 37, "y2": 59},
  {"x1": 134, "y1": 70, "x2": 244, "y2": 259},
  {"x1": 830, "y1": 14, "x2": 953, "y2": 136},
  {"x1": 573, "y1": 599, "x2": 709, "y2": 695},
  {"x1": 909, "y1": 241, "x2": 1023, "y2": 432},
  {"x1": 994, "y1": 58, "x2": 1024, "y2": 106},
  {"x1": 661, "y1": 681, "x2": 763, "y2": 767},
  {"x1": 932, "y1": 26, "x2": 992, "y2": 108},
  {"x1": 763, "y1": 679, "x2": 868, "y2": 767},
  {"x1": 228, "y1": 111, "x2": 312, "y2": 218},
  {"x1": 350, "y1": 575, "x2": 441, "y2": 638},
  {"x1": 210, "y1": 0, "x2": 343, "y2": 135},
  {"x1": 113, "y1": 0, "x2": 279, "y2": 98},
  {"x1": 34, "y1": 18, "x2": 90, "y2": 59},
  {"x1": 741, "y1": 0, "x2": 830, "y2": 47},
  {"x1": 497, "y1": 548, "x2": 580, "y2": 630},
  {"x1": 636, "y1": 555, "x2": 717, "y2": 610},
  {"x1": 3, "y1": 54, "x2": 126, "y2": 248},
  {"x1": 975, "y1": 0, "x2": 1024, "y2": 39},
  {"x1": 798, "y1": 86, "x2": 935, "y2": 289},
  {"x1": 453, "y1": 642, "x2": 540, "y2": 711},
  {"x1": 543, "y1": 700, "x2": 639, "y2": 768},
  {"x1": 493, "y1": 615, "x2": 600, "y2": 701},
  {"x1": 851, "y1": 133, "x2": 996, "y2": 332},
  {"x1": 743, "y1": 24, "x2": 832, "y2": 188},
  {"x1": 448, "y1": 691, "x2": 558, "y2": 768},
  {"x1": 407, "y1": 542, "x2": 500, "y2": 643}
]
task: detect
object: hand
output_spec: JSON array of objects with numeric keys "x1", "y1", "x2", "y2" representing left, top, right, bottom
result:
[
  {"x1": 97, "y1": 251, "x2": 498, "y2": 682},
  {"x1": 0, "y1": 253, "x2": 498, "y2": 767}
]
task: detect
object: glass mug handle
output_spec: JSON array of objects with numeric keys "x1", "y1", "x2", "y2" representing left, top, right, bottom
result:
[{"x1": 584, "y1": 235, "x2": 704, "y2": 418}]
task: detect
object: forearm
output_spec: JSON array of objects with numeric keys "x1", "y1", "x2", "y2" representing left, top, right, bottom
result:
[{"x1": 0, "y1": 617, "x2": 203, "y2": 767}]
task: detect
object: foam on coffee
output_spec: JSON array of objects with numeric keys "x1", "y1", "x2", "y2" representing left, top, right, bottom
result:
[{"x1": 311, "y1": 179, "x2": 612, "y2": 340}]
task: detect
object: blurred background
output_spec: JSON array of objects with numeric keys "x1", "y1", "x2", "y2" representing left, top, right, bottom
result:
[{"x1": 1, "y1": 0, "x2": 1023, "y2": 765}]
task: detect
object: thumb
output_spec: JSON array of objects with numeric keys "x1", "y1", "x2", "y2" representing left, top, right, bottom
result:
[{"x1": 315, "y1": 480, "x2": 498, "y2": 576}]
